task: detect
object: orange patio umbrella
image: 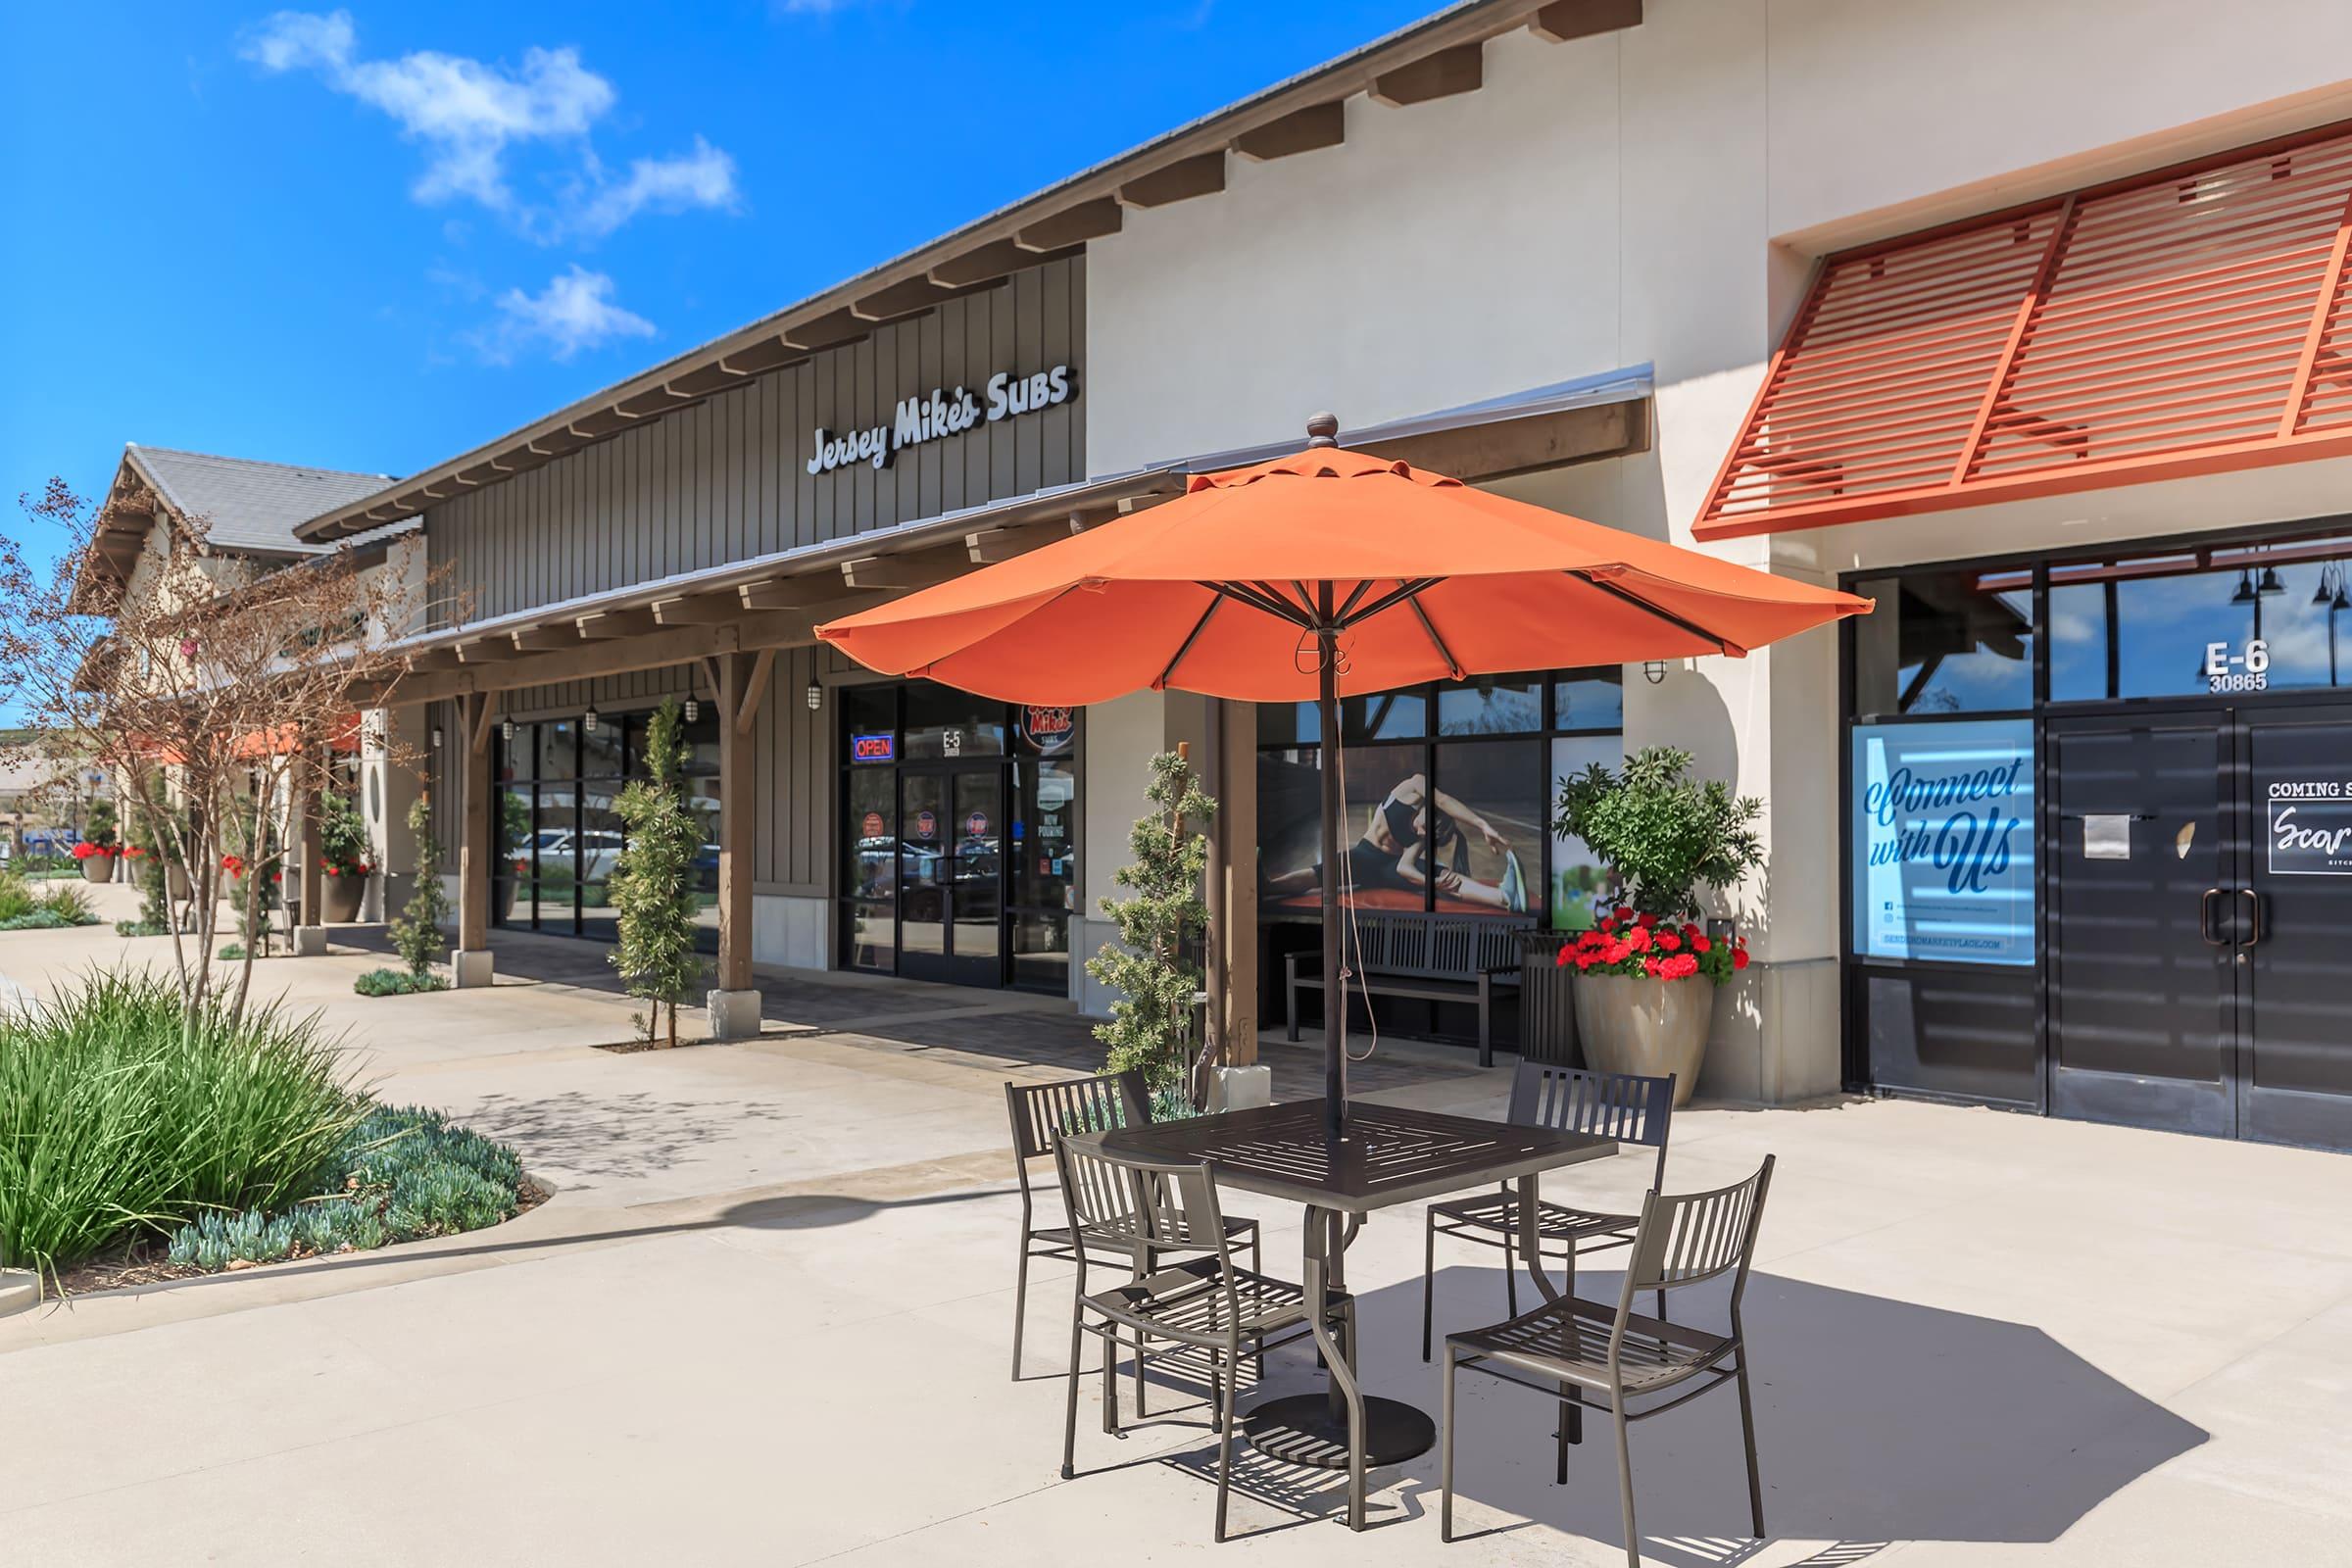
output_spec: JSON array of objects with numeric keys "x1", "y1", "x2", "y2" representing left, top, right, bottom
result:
[{"x1": 818, "y1": 416, "x2": 1872, "y2": 1136}]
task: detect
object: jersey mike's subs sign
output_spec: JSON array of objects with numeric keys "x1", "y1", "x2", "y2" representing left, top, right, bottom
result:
[{"x1": 808, "y1": 365, "x2": 1076, "y2": 475}]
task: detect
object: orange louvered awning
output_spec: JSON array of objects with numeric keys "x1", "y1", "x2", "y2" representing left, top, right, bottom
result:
[{"x1": 1696, "y1": 121, "x2": 2352, "y2": 539}]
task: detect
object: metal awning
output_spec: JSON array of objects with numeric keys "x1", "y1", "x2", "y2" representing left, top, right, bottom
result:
[{"x1": 1695, "y1": 120, "x2": 2352, "y2": 540}]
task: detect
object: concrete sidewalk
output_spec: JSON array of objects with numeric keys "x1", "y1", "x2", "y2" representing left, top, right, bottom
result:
[{"x1": 2, "y1": 908, "x2": 2350, "y2": 1565}]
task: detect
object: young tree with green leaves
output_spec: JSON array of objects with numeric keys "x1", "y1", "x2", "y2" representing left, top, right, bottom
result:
[
  {"x1": 611, "y1": 698, "x2": 706, "y2": 1048},
  {"x1": 1086, "y1": 748, "x2": 1217, "y2": 1102},
  {"x1": 1552, "y1": 746, "x2": 1765, "y2": 922},
  {"x1": 387, "y1": 794, "x2": 451, "y2": 980}
]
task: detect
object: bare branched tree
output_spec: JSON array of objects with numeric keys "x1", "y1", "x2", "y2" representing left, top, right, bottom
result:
[{"x1": 0, "y1": 478, "x2": 445, "y2": 1019}]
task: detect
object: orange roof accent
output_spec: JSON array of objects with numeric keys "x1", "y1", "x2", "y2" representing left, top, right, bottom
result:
[
  {"x1": 817, "y1": 444, "x2": 1870, "y2": 706},
  {"x1": 1696, "y1": 121, "x2": 2352, "y2": 539}
]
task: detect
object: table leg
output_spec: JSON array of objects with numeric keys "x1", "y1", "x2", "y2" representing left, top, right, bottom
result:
[
  {"x1": 1301, "y1": 1204, "x2": 1369, "y2": 1528},
  {"x1": 1519, "y1": 1174, "x2": 1583, "y2": 1450}
]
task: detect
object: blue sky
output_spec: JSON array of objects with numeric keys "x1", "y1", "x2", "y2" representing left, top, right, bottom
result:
[{"x1": 0, "y1": 2, "x2": 1432, "y2": 564}]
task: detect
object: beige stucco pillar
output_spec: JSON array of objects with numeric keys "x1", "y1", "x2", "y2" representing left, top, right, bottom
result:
[{"x1": 292, "y1": 749, "x2": 327, "y2": 955}]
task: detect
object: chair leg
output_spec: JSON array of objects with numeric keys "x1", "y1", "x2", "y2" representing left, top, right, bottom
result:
[
  {"x1": 1060, "y1": 1308, "x2": 1086, "y2": 1479},
  {"x1": 1129, "y1": 1249, "x2": 1149, "y2": 1419},
  {"x1": 1250, "y1": 1229, "x2": 1265, "y2": 1383},
  {"x1": 1736, "y1": 1356, "x2": 1766, "y2": 1539},
  {"x1": 1612, "y1": 1396, "x2": 1640, "y2": 1568},
  {"x1": 1421, "y1": 1209, "x2": 1438, "y2": 1362},
  {"x1": 1503, "y1": 1227, "x2": 1519, "y2": 1318},
  {"x1": 1556, "y1": 1385, "x2": 1572, "y2": 1486},
  {"x1": 1440, "y1": 1344, "x2": 1459, "y2": 1544},
  {"x1": 1102, "y1": 1323, "x2": 1119, "y2": 1436},
  {"x1": 1011, "y1": 1240, "x2": 1031, "y2": 1382},
  {"x1": 1214, "y1": 1343, "x2": 1240, "y2": 1542}
]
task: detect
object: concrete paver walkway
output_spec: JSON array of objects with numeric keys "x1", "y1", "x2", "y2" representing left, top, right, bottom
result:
[{"x1": 3, "y1": 901, "x2": 2350, "y2": 1566}]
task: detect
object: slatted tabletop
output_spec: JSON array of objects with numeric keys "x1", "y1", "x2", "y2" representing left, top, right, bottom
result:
[{"x1": 1088, "y1": 1098, "x2": 1614, "y2": 1211}]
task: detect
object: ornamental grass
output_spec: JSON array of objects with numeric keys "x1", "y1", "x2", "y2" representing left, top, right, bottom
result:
[{"x1": 0, "y1": 970, "x2": 362, "y2": 1280}]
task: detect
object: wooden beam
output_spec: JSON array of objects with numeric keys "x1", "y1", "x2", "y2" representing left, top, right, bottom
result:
[
  {"x1": 1117, "y1": 151, "x2": 1226, "y2": 209},
  {"x1": 838, "y1": 550, "x2": 972, "y2": 591},
  {"x1": 852, "y1": 274, "x2": 954, "y2": 321},
  {"x1": 575, "y1": 608, "x2": 661, "y2": 640},
  {"x1": 735, "y1": 647, "x2": 777, "y2": 735},
  {"x1": 1370, "y1": 42, "x2": 1483, "y2": 107},
  {"x1": 714, "y1": 652, "x2": 756, "y2": 994},
  {"x1": 511, "y1": 624, "x2": 583, "y2": 653},
  {"x1": 964, "y1": 522, "x2": 1070, "y2": 564},
  {"x1": 1015, "y1": 197, "x2": 1122, "y2": 252},
  {"x1": 737, "y1": 575, "x2": 837, "y2": 611},
  {"x1": 458, "y1": 692, "x2": 492, "y2": 956},
  {"x1": 1357, "y1": 397, "x2": 1649, "y2": 483},
  {"x1": 1231, "y1": 102, "x2": 1346, "y2": 162},
  {"x1": 927, "y1": 238, "x2": 1035, "y2": 288},
  {"x1": 1529, "y1": 0, "x2": 1641, "y2": 43},
  {"x1": 470, "y1": 693, "x2": 501, "y2": 755},
  {"x1": 780, "y1": 308, "x2": 870, "y2": 353},
  {"x1": 406, "y1": 648, "x2": 464, "y2": 674},
  {"x1": 653, "y1": 593, "x2": 743, "y2": 626},
  {"x1": 455, "y1": 636, "x2": 524, "y2": 664}
]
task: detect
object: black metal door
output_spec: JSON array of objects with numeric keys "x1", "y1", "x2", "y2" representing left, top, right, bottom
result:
[
  {"x1": 2240, "y1": 704, "x2": 2352, "y2": 1151},
  {"x1": 2046, "y1": 711, "x2": 2238, "y2": 1136}
]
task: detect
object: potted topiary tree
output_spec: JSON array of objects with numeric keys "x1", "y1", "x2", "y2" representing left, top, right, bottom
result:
[
  {"x1": 1551, "y1": 747, "x2": 1763, "y2": 1104},
  {"x1": 316, "y1": 789, "x2": 371, "y2": 923},
  {"x1": 1086, "y1": 747, "x2": 1217, "y2": 1117},
  {"x1": 610, "y1": 699, "x2": 706, "y2": 1048},
  {"x1": 76, "y1": 798, "x2": 119, "y2": 882}
]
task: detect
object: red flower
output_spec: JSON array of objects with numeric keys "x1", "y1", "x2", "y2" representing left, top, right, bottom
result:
[
  {"x1": 1598, "y1": 914, "x2": 1617, "y2": 935},
  {"x1": 323, "y1": 865, "x2": 338, "y2": 877},
  {"x1": 1637, "y1": 911, "x2": 1658, "y2": 930},
  {"x1": 1603, "y1": 941, "x2": 1631, "y2": 964},
  {"x1": 1691, "y1": 934, "x2": 1712, "y2": 954},
  {"x1": 1732, "y1": 947, "x2": 1750, "y2": 971},
  {"x1": 1656, "y1": 929, "x2": 1681, "y2": 953},
  {"x1": 1575, "y1": 954, "x2": 1596, "y2": 971},
  {"x1": 220, "y1": 855, "x2": 244, "y2": 876},
  {"x1": 1553, "y1": 946, "x2": 1570, "y2": 967},
  {"x1": 1625, "y1": 927, "x2": 1651, "y2": 954},
  {"x1": 270, "y1": 871, "x2": 282, "y2": 883},
  {"x1": 1681, "y1": 923, "x2": 1701, "y2": 944},
  {"x1": 1642, "y1": 956, "x2": 1662, "y2": 977},
  {"x1": 1661, "y1": 953, "x2": 1700, "y2": 980}
]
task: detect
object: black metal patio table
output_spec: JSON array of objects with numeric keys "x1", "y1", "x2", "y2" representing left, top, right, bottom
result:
[{"x1": 1086, "y1": 1096, "x2": 1615, "y2": 1530}]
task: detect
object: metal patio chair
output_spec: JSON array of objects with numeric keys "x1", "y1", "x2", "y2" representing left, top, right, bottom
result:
[
  {"x1": 1005, "y1": 1071, "x2": 1259, "y2": 1387},
  {"x1": 1053, "y1": 1137, "x2": 1353, "y2": 1543},
  {"x1": 1440, "y1": 1155, "x2": 1776, "y2": 1565},
  {"x1": 1421, "y1": 1064, "x2": 1675, "y2": 1362}
]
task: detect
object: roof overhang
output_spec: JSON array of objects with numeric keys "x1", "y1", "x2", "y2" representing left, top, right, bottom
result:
[
  {"x1": 365, "y1": 368, "x2": 1651, "y2": 709},
  {"x1": 294, "y1": 0, "x2": 1643, "y2": 544}
]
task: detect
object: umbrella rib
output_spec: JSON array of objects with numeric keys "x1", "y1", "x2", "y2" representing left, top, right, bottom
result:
[
  {"x1": 1409, "y1": 596, "x2": 1465, "y2": 680},
  {"x1": 1211, "y1": 581, "x2": 1312, "y2": 626},
  {"x1": 1570, "y1": 570, "x2": 1741, "y2": 656},
  {"x1": 1154, "y1": 593, "x2": 1224, "y2": 689},
  {"x1": 1251, "y1": 580, "x2": 1317, "y2": 624},
  {"x1": 1336, "y1": 578, "x2": 1379, "y2": 620},
  {"x1": 1339, "y1": 577, "x2": 1442, "y2": 628}
]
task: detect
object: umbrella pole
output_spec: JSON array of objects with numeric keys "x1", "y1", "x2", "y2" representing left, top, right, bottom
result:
[{"x1": 1318, "y1": 623, "x2": 1347, "y2": 1141}]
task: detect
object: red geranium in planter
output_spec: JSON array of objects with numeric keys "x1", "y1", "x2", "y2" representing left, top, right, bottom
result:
[
  {"x1": 1557, "y1": 914, "x2": 1745, "y2": 984},
  {"x1": 71, "y1": 841, "x2": 112, "y2": 861}
]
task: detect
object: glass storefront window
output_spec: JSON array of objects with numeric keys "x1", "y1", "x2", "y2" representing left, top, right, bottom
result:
[
  {"x1": 1852, "y1": 568, "x2": 2034, "y2": 716},
  {"x1": 904, "y1": 681, "x2": 1004, "y2": 759},
  {"x1": 1429, "y1": 740, "x2": 1543, "y2": 914},
  {"x1": 580, "y1": 717, "x2": 625, "y2": 780},
  {"x1": 537, "y1": 719, "x2": 578, "y2": 781},
  {"x1": 1346, "y1": 689, "x2": 1426, "y2": 742},
  {"x1": 1549, "y1": 734, "x2": 1623, "y2": 929},
  {"x1": 1438, "y1": 676, "x2": 1543, "y2": 736},
  {"x1": 1849, "y1": 718, "x2": 2035, "y2": 966},
  {"x1": 1552, "y1": 668, "x2": 1624, "y2": 731},
  {"x1": 2050, "y1": 542, "x2": 2352, "y2": 701}
]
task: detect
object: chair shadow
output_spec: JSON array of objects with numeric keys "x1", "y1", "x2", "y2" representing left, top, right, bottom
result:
[{"x1": 1082, "y1": 1263, "x2": 2206, "y2": 1560}]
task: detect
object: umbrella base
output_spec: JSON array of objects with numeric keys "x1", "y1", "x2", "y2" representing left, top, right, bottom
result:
[{"x1": 1242, "y1": 1393, "x2": 1435, "y2": 1469}]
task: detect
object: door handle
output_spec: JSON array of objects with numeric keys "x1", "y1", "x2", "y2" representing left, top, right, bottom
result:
[
  {"x1": 2200, "y1": 888, "x2": 2227, "y2": 946},
  {"x1": 2237, "y1": 888, "x2": 2263, "y2": 948}
]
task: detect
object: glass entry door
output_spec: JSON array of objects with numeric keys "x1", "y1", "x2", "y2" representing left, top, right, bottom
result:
[
  {"x1": 2049, "y1": 704, "x2": 2352, "y2": 1150},
  {"x1": 897, "y1": 764, "x2": 1004, "y2": 987}
]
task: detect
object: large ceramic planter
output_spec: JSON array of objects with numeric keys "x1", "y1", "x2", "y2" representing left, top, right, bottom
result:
[
  {"x1": 1572, "y1": 971, "x2": 1714, "y2": 1106},
  {"x1": 320, "y1": 872, "x2": 367, "y2": 923},
  {"x1": 79, "y1": 852, "x2": 117, "y2": 884}
]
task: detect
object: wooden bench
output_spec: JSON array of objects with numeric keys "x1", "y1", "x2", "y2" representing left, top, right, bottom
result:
[{"x1": 1285, "y1": 912, "x2": 1534, "y2": 1066}]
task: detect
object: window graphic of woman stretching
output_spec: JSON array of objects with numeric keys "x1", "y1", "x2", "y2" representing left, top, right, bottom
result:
[{"x1": 1266, "y1": 773, "x2": 1528, "y2": 912}]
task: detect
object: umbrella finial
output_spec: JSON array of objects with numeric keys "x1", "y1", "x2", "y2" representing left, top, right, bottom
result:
[{"x1": 1305, "y1": 412, "x2": 1340, "y2": 448}]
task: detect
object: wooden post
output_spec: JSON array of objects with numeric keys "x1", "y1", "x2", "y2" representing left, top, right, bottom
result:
[
  {"x1": 709, "y1": 650, "x2": 762, "y2": 1036},
  {"x1": 454, "y1": 692, "x2": 495, "y2": 986}
]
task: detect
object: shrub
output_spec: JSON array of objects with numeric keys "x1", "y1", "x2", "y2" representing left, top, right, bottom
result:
[
  {"x1": 0, "y1": 877, "x2": 100, "y2": 931},
  {"x1": 354, "y1": 967, "x2": 449, "y2": 998},
  {"x1": 0, "y1": 970, "x2": 361, "y2": 1279},
  {"x1": 1087, "y1": 749, "x2": 1216, "y2": 1100},
  {"x1": 36, "y1": 882, "x2": 91, "y2": 924},
  {"x1": 610, "y1": 698, "x2": 705, "y2": 1047},
  {"x1": 318, "y1": 789, "x2": 370, "y2": 877},
  {"x1": 217, "y1": 942, "x2": 246, "y2": 961},
  {"x1": 1552, "y1": 746, "x2": 1766, "y2": 924},
  {"x1": 387, "y1": 796, "x2": 449, "y2": 979}
]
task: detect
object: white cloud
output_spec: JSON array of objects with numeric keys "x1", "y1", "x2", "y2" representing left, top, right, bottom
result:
[
  {"x1": 574, "y1": 137, "x2": 740, "y2": 236},
  {"x1": 469, "y1": 266, "x2": 656, "y2": 364},
  {"x1": 241, "y1": 10, "x2": 736, "y2": 235}
]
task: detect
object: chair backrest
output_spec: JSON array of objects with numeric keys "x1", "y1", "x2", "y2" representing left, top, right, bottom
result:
[
  {"x1": 1051, "y1": 1137, "x2": 1235, "y2": 1269},
  {"x1": 1506, "y1": 1063, "x2": 1675, "y2": 1187},
  {"x1": 1347, "y1": 912, "x2": 1535, "y2": 980},
  {"x1": 1004, "y1": 1070, "x2": 1151, "y2": 1194},
  {"x1": 1620, "y1": 1155, "x2": 1774, "y2": 1308}
]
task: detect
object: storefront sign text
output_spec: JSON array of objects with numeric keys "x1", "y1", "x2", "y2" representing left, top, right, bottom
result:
[
  {"x1": 808, "y1": 366, "x2": 1076, "y2": 475},
  {"x1": 1022, "y1": 705, "x2": 1074, "y2": 756},
  {"x1": 2269, "y1": 781, "x2": 2352, "y2": 873},
  {"x1": 2205, "y1": 636, "x2": 2271, "y2": 694},
  {"x1": 1850, "y1": 719, "x2": 2035, "y2": 965},
  {"x1": 851, "y1": 732, "x2": 896, "y2": 763}
]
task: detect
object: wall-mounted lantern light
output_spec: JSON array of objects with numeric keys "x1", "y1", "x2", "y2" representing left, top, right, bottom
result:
[
  {"x1": 1642, "y1": 660, "x2": 1668, "y2": 685},
  {"x1": 806, "y1": 683, "x2": 822, "y2": 711},
  {"x1": 583, "y1": 708, "x2": 601, "y2": 734}
]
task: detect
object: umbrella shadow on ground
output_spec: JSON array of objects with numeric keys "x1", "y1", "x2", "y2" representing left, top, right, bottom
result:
[
  {"x1": 454, "y1": 1088, "x2": 795, "y2": 1183},
  {"x1": 1090, "y1": 1267, "x2": 2204, "y2": 1560}
]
